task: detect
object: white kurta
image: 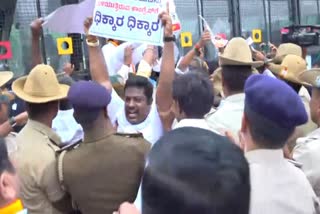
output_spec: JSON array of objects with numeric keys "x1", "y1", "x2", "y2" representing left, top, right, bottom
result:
[
  {"x1": 294, "y1": 128, "x2": 320, "y2": 200},
  {"x1": 246, "y1": 149, "x2": 320, "y2": 214},
  {"x1": 107, "y1": 89, "x2": 163, "y2": 145},
  {"x1": 52, "y1": 109, "x2": 83, "y2": 145}
]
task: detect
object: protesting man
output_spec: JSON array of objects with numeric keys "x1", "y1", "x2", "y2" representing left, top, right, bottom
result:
[
  {"x1": 167, "y1": 72, "x2": 214, "y2": 131},
  {"x1": 83, "y1": 9, "x2": 175, "y2": 144}
]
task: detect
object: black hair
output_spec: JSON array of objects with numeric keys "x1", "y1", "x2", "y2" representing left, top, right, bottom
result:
[
  {"x1": 26, "y1": 101, "x2": 59, "y2": 120},
  {"x1": 142, "y1": 127, "x2": 250, "y2": 214},
  {"x1": 221, "y1": 65, "x2": 252, "y2": 93},
  {"x1": 73, "y1": 108, "x2": 101, "y2": 127},
  {"x1": 172, "y1": 72, "x2": 213, "y2": 118},
  {"x1": 189, "y1": 57, "x2": 209, "y2": 74},
  {"x1": 245, "y1": 105, "x2": 295, "y2": 149},
  {"x1": 124, "y1": 75, "x2": 153, "y2": 105},
  {"x1": 0, "y1": 138, "x2": 14, "y2": 174}
]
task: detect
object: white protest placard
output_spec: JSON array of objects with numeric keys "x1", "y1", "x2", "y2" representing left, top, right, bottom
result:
[
  {"x1": 89, "y1": 0, "x2": 164, "y2": 46},
  {"x1": 43, "y1": 0, "x2": 95, "y2": 34},
  {"x1": 198, "y1": 15, "x2": 228, "y2": 48}
]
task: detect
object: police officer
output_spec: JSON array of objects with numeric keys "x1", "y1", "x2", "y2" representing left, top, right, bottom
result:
[
  {"x1": 11, "y1": 64, "x2": 73, "y2": 214},
  {"x1": 277, "y1": 55, "x2": 317, "y2": 150},
  {"x1": 206, "y1": 38, "x2": 263, "y2": 137},
  {"x1": 239, "y1": 74, "x2": 319, "y2": 214},
  {"x1": 267, "y1": 43, "x2": 302, "y2": 74},
  {"x1": 294, "y1": 68, "x2": 320, "y2": 200},
  {"x1": 59, "y1": 81, "x2": 150, "y2": 214}
]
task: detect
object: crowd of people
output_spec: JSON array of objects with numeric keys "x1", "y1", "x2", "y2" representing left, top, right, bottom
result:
[{"x1": 1, "y1": 7, "x2": 320, "y2": 214}]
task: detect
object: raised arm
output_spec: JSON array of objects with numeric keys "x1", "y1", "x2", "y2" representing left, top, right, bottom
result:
[
  {"x1": 177, "y1": 30, "x2": 211, "y2": 71},
  {"x1": 156, "y1": 11, "x2": 174, "y2": 112},
  {"x1": 84, "y1": 17, "x2": 112, "y2": 91},
  {"x1": 30, "y1": 18, "x2": 44, "y2": 67}
]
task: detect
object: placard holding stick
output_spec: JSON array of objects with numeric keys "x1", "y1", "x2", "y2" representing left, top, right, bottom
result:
[{"x1": 89, "y1": 0, "x2": 165, "y2": 46}]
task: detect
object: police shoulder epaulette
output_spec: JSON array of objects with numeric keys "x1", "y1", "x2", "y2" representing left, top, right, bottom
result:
[
  {"x1": 56, "y1": 140, "x2": 82, "y2": 154},
  {"x1": 115, "y1": 132, "x2": 144, "y2": 138}
]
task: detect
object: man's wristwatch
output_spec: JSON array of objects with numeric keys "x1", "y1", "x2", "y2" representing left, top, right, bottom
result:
[
  {"x1": 9, "y1": 117, "x2": 16, "y2": 128},
  {"x1": 164, "y1": 35, "x2": 176, "y2": 42}
]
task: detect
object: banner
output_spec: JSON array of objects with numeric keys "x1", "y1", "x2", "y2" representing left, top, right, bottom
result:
[
  {"x1": 89, "y1": 0, "x2": 164, "y2": 45},
  {"x1": 43, "y1": 0, "x2": 95, "y2": 34}
]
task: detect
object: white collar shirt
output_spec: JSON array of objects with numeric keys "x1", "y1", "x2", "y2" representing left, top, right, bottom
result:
[
  {"x1": 52, "y1": 109, "x2": 83, "y2": 145},
  {"x1": 173, "y1": 118, "x2": 211, "y2": 131},
  {"x1": 246, "y1": 149, "x2": 320, "y2": 214}
]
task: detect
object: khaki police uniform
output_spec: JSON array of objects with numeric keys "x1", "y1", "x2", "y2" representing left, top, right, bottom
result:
[
  {"x1": 206, "y1": 38, "x2": 263, "y2": 137},
  {"x1": 293, "y1": 68, "x2": 320, "y2": 200},
  {"x1": 59, "y1": 130, "x2": 150, "y2": 214},
  {"x1": 294, "y1": 128, "x2": 320, "y2": 200},
  {"x1": 299, "y1": 95, "x2": 318, "y2": 136},
  {"x1": 10, "y1": 64, "x2": 72, "y2": 214},
  {"x1": 13, "y1": 120, "x2": 68, "y2": 214}
]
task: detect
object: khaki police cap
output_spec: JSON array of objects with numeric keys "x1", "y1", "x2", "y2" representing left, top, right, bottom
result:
[
  {"x1": 299, "y1": 68, "x2": 320, "y2": 88},
  {"x1": 278, "y1": 55, "x2": 306, "y2": 85}
]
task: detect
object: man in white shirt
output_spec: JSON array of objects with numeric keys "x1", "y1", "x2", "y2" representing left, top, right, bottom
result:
[
  {"x1": 52, "y1": 74, "x2": 83, "y2": 145},
  {"x1": 294, "y1": 68, "x2": 320, "y2": 200},
  {"x1": 239, "y1": 74, "x2": 320, "y2": 214},
  {"x1": 170, "y1": 72, "x2": 213, "y2": 131},
  {"x1": 206, "y1": 38, "x2": 263, "y2": 136},
  {"x1": 84, "y1": 12, "x2": 174, "y2": 144}
]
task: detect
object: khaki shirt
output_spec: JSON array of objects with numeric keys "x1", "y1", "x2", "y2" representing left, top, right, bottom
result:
[
  {"x1": 288, "y1": 94, "x2": 318, "y2": 151},
  {"x1": 13, "y1": 120, "x2": 67, "y2": 214},
  {"x1": 5, "y1": 132, "x2": 18, "y2": 155},
  {"x1": 205, "y1": 93, "x2": 245, "y2": 137},
  {"x1": 298, "y1": 95, "x2": 317, "y2": 137},
  {"x1": 60, "y1": 129, "x2": 151, "y2": 214},
  {"x1": 294, "y1": 128, "x2": 320, "y2": 200}
]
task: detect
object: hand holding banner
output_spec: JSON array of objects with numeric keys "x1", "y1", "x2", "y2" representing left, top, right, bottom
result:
[
  {"x1": 89, "y1": 0, "x2": 164, "y2": 46},
  {"x1": 199, "y1": 15, "x2": 228, "y2": 48}
]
